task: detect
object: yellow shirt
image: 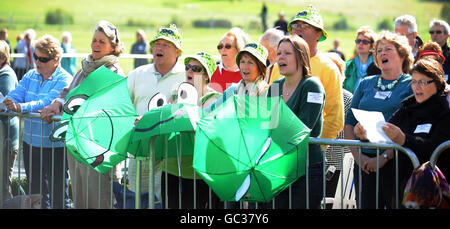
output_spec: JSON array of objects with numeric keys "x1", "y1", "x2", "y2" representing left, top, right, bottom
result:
[
  {"x1": 266, "y1": 63, "x2": 284, "y2": 86},
  {"x1": 311, "y1": 52, "x2": 344, "y2": 140}
]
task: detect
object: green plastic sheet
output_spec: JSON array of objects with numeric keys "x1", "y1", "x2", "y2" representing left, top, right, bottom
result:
[
  {"x1": 128, "y1": 103, "x2": 201, "y2": 159},
  {"x1": 193, "y1": 95, "x2": 311, "y2": 202},
  {"x1": 56, "y1": 66, "x2": 138, "y2": 174}
]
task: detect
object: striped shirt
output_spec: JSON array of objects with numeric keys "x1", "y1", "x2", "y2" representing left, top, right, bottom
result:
[{"x1": 6, "y1": 65, "x2": 72, "y2": 147}]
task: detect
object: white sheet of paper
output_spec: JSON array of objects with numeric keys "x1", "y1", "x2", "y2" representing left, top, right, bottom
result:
[
  {"x1": 351, "y1": 108, "x2": 393, "y2": 143},
  {"x1": 0, "y1": 92, "x2": 6, "y2": 111}
]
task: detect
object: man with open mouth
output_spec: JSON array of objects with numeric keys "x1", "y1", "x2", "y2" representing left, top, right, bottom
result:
[
  {"x1": 126, "y1": 24, "x2": 186, "y2": 207},
  {"x1": 288, "y1": 6, "x2": 344, "y2": 144}
]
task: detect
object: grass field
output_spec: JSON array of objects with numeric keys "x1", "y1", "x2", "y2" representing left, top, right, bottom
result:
[{"x1": 0, "y1": 0, "x2": 446, "y2": 75}]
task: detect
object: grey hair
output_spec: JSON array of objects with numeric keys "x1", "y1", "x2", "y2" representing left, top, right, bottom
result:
[
  {"x1": 0, "y1": 40, "x2": 10, "y2": 66},
  {"x1": 259, "y1": 28, "x2": 285, "y2": 49},
  {"x1": 430, "y1": 18, "x2": 450, "y2": 35},
  {"x1": 24, "y1": 28, "x2": 36, "y2": 40},
  {"x1": 62, "y1": 31, "x2": 72, "y2": 43},
  {"x1": 394, "y1": 15, "x2": 417, "y2": 34}
]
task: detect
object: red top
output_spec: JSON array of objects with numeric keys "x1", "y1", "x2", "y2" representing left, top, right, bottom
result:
[{"x1": 210, "y1": 65, "x2": 242, "y2": 93}]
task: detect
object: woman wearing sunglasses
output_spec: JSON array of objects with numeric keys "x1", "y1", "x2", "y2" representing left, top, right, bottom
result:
[
  {"x1": 40, "y1": 20, "x2": 124, "y2": 209},
  {"x1": 3, "y1": 35, "x2": 72, "y2": 208},
  {"x1": 210, "y1": 27, "x2": 251, "y2": 93},
  {"x1": 184, "y1": 52, "x2": 222, "y2": 108},
  {"x1": 343, "y1": 26, "x2": 381, "y2": 93},
  {"x1": 354, "y1": 58, "x2": 450, "y2": 206}
]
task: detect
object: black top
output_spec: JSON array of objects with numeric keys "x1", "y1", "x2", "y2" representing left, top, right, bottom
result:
[
  {"x1": 441, "y1": 43, "x2": 450, "y2": 83},
  {"x1": 389, "y1": 93, "x2": 450, "y2": 179}
]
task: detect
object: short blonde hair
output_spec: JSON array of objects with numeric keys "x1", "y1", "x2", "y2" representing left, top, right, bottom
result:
[
  {"x1": 0, "y1": 40, "x2": 10, "y2": 66},
  {"x1": 34, "y1": 34, "x2": 63, "y2": 60},
  {"x1": 374, "y1": 31, "x2": 414, "y2": 74},
  {"x1": 223, "y1": 27, "x2": 251, "y2": 51}
]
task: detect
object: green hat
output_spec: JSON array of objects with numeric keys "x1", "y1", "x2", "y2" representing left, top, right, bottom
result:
[
  {"x1": 184, "y1": 52, "x2": 217, "y2": 79},
  {"x1": 288, "y1": 5, "x2": 328, "y2": 42},
  {"x1": 150, "y1": 24, "x2": 183, "y2": 56},
  {"x1": 236, "y1": 42, "x2": 268, "y2": 68}
]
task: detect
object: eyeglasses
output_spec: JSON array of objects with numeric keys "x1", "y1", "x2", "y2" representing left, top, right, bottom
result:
[
  {"x1": 290, "y1": 22, "x2": 311, "y2": 30},
  {"x1": 411, "y1": 79, "x2": 435, "y2": 87},
  {"x1": 217, "y1": 44, "x2": 233, "y2": 50},
  {"x1": 185, "y1": 64, "x2": 204, "y2": 73},
  {"x1": 33, "y1": 53, "x2": 54, "y2": 63},
  {"x1": 355, "y1": 39, "x2": 371, "y2": 45},
  {"x1": 429, "y1": 30, "x2": 443, "y2": 35}
]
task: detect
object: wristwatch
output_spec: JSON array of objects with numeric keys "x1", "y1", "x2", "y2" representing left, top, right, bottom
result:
[{"x1": 382, "y1": 153, "x2": 389, "y2": 160}]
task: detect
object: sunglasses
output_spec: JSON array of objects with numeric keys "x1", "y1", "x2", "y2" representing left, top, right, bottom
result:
[
  {"x1": 185, "y1": 64, "x2": 203, "y2": 73},
  {"x1": 33, "y1": 53, "x2": 54, "y2": 63},
  {"x1": 355, "y1": 39, "x2": 371, "y2": 45},
  {"x1": 429, "y1": 30, "x2": 443, "y2": 35},
  {"x1": 217, "y1": 44, "x2": 233, "y2": 50}
]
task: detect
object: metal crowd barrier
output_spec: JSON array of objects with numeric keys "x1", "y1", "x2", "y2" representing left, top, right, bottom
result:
[
  {"x1": 1, "y1": 112, "x2": 422, "y2": 209},
  {"x1": 135, "y1": 136, "x2": 420, "y2": 210},
  {"x1": 0, "y1": 112, "x2": 122, "y2": 209},
  {"x1": 430, "y1": 140, "x2": 450, "y2": 171}
]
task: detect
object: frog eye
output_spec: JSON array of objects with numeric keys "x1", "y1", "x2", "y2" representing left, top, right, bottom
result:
[
  {"x1": 49, "y1": 121, "x2": 69, "y2": 142},
  {"x1": 63, "y1": 94, "x2": 89, "y2": 115},
  {"x1": 148, "y1": 93, "x2": 167, "y2": 111},
  {"x1": 177, "y1": 82, "x2": 198, "y2": 105}
]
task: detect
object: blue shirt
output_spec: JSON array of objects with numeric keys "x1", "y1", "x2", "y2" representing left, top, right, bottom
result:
[
  {"x1": 345, "y1": 74, "x2": 413, "y2": 154},
  {"x1": 6, "y1": 65, "x2": 72, "y2": 147}
]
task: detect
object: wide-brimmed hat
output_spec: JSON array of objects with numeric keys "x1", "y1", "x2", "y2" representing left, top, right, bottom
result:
[
  {"x1": 288, "y1": 5, "x2": 328, "y2": 42},
  {"x1": 150, "y1": 24, "x2": 183, "y2": 56},
  {"x1": 184, "y1": 52, "x2": 217, "y2": 79},
  {"x1": 236, "y1": 42, "x2": 268, "y2": 67}
]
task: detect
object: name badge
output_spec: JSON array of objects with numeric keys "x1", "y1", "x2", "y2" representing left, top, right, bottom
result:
[
  {"x1": 374, "y1": 91, "x2": 391, "y2": 100},
  {"x1": 307, "y1": 92, "x2": 323, "y2": 104},
  {"x1": 414, "y1": 123, "x2": 432, "y2": 134}
]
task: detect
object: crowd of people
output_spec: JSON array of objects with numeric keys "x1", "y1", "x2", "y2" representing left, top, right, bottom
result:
[{"x1": 0, "y1": 5, "x2": 449, "y2": 209}]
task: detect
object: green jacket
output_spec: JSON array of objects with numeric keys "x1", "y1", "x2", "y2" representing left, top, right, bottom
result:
[{"x1": 343, "y1": 56, "x2": 380, "y2": 93}]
